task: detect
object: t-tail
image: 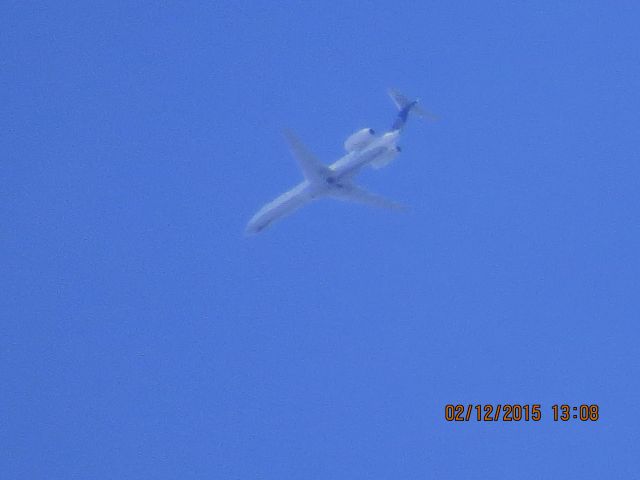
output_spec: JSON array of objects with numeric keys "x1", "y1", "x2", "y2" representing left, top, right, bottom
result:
[{"x1": 388, "y1": 88, "x2": 432, "y2": 131}]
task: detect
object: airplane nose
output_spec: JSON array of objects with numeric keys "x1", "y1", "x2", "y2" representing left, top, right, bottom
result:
[{"x1": 244, "y1": 223, "x2": 257, "y2": 235}]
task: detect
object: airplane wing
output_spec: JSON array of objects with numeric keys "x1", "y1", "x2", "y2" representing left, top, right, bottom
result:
[
  {"x1": 282, "y1": 129, "x2": 332, "y2": 182},
  {"x1": 329, "y1": 183, "x2": 407, "y2": 211}
]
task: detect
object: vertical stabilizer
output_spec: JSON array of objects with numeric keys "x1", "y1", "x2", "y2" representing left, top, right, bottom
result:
[{"x1": 388, "y1": 88, "x2": 432, "y2": 130}]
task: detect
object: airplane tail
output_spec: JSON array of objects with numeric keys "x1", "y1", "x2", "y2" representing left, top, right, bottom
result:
[{"x1": 388, "y1": 88, "x2": 436, "y2": 130}]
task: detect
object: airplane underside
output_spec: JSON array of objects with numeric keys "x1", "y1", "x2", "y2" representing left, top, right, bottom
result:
[{"x1": 245, "y1": 89, "x2": 424, "y2": 234}]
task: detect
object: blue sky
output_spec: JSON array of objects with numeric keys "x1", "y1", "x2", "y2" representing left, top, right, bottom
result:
[{"x1": 3, "y1": 1, "x2": 640, "y2": 478}]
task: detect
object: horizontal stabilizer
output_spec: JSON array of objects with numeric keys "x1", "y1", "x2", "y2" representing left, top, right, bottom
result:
[{"x1": 388, "y1": 88, "x2": 437, "y2": 126}]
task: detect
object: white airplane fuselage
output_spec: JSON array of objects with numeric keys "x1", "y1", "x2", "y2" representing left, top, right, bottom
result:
[{"x1": 246, "y1": 131, "x2": 400, "y2": 234}]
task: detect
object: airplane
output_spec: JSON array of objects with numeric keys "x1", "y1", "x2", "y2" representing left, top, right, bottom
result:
[{"x1": 245, "y1": 89, "x2": 427, "y2": 234}]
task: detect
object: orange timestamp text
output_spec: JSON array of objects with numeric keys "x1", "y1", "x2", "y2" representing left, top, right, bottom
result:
[{"x1": 444, "y1": 404, "x2": 600, "y2": 422}]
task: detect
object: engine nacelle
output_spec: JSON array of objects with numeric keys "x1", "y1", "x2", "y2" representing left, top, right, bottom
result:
[
  {"x1": 370, "y1": 145, "x2": 401, "y2": 169},
  {"x1": 344, "y1": 128, "x2": 375, "y2": 152}
]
